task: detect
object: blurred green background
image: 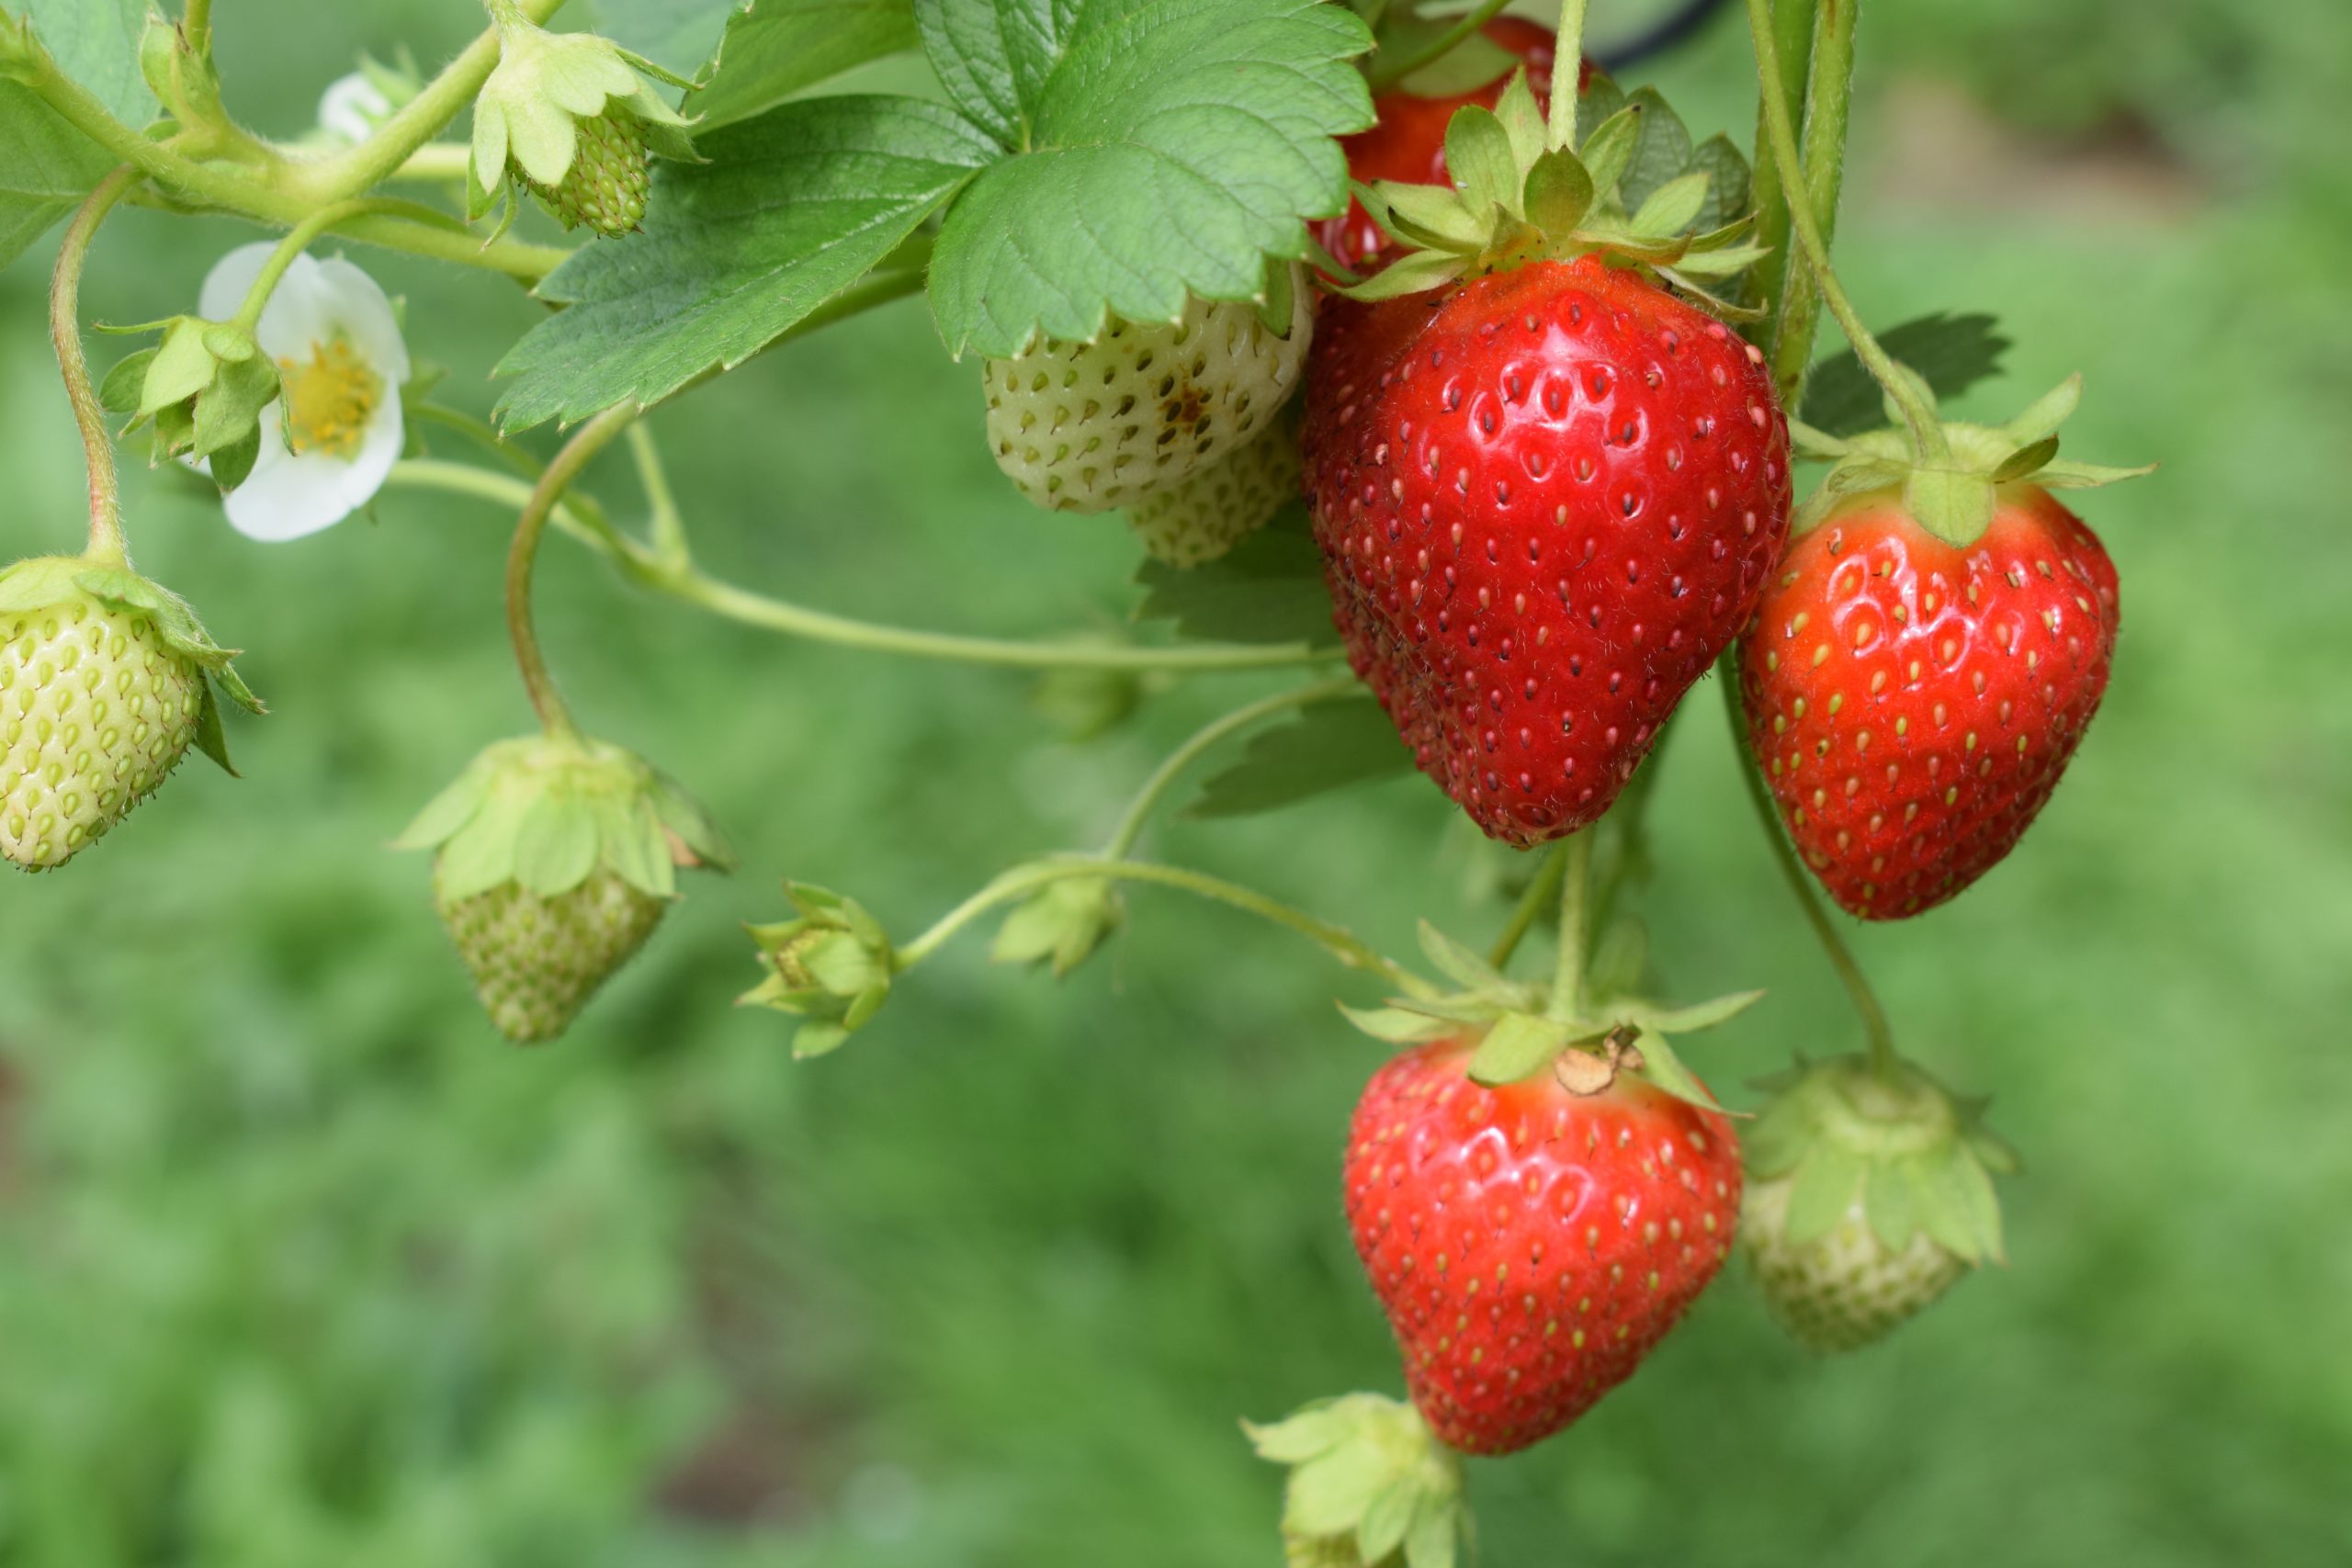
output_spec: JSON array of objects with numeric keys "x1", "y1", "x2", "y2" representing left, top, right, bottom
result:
[{"x1": 3, "y1": 0, "x2": 2347, "y2": 1562}]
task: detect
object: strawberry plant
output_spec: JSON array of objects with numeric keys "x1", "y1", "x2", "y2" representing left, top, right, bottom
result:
[{"x1": 0, "y1": 0, "x2": 2156, "y2": 1557}]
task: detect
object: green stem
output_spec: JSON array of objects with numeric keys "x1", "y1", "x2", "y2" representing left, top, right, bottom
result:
[
  {"x1": 1742, "y1": 0, "x2": 1816, "y2": 327},
  {"x1": 388, "y1": 144, "x2": 473, "y2": 184},
  {"x1": 1743, "y1": 0, "x2": 1944, "y2": 464},
  {"x1": 1365, "y1": 0, "x2": 1513, "y2": 92},
  {"x1": 183, "y1": 0, "x2": 213, "y2": 48},
  {"x1": 280, "y1": 0, "x2": 567, "y2": 202},
  {"x1": 506, "y1": 403, "x2": 638, "y2": 738},
  {"x1": 52, "y1": 167, "x2": 140, "y2": 568},
  {"x1": 895, "y1": 857, "x2": 1432, "y2": 997},
  {"x1": 1102, "y1": 681, "x2": 1363, "y2": 859},
  {"x1": 628, "y1": 423, "x2": 690, "y2": 568},
  {"x1": 1716, "y1": 654, "x2": 1896, "y2": 1071},
  {"x1": 1765, "y1": 0, "x2": 1859, "y2": 407},
  {"x1": 1488, "y1": 840, "x2": 1569, "y2": 971},
  {"x1": 1549, "y1": 0, "x2": 1590, "y2": 150},
  {"x1": 229, "y1": 199, "x2": 402, "y2": 328},
  {"x1": 388, "y1": 460, "x2": 1342, "y2": 673},
  {"x1": 1545, "y1": 829, "x2": 1595, "y2": 1023}
]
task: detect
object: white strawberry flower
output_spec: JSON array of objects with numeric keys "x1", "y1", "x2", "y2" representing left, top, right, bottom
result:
[
  {"x1": 315, "y1": 72, "x2": 394, "y2": 144},
  {"x1": 197, "y1": 243, "x2": 410, "y2": 542}
]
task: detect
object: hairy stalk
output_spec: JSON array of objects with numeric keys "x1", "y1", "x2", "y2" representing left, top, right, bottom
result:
[
  {"x1": 1744, "y1": 0, "x2": 1944, "y2": 463},
  {"x1": 1766, "y1": 0, "x2": 1860, "y2": 406},
  {"x1": 1549, "y1": 0, "x2": 1591, "y2": 149},
  {"x1": 1717, "y1": 655, "x2": 1896, "y2": 1071},
  {"x1": 1488, "y1": 840, "x2": 1569, "y2": 970},
  {"x1": 51, "y1": 167, "x2": 140, "y2": 567},
  {"x1": 1103, "y1": 681, "x2": 1364, "y2": 859},
  {"x1": 1544, "y1": 829, "x2": 1595, "y2": 1023},
  {"x1": 506, "y1": 404, "x2": 638, "y2": 738},
  {"x1": 1743, "y1": 0, "x2": 1816, "y2": 329},
  {"x1": 389, "y1": 461, "x2": 1344, "y2": 673},
  {"x1": 895, "y1": 858, "x2": 1433, "y2": 998},
  {"x1": 1366, "y1": 0, "x2": 1514, "y2": 92}
]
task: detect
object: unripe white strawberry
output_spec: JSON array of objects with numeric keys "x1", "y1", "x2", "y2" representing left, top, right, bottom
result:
[
  {"x1": 531, "y1": 106, "x2": 650, "y2": 237},
  {"x1": 0, "y1": 554, "x2": 257, "y2": 871},
  {"x1": 984, "y1": 265, "x2": 1312, "y2": 513},
  {"x1": 1124, "y1": 414, "x2": 1302, "y2": 566},
  {"x1": 400, "y1": 733, "x2": 730, "y2": 1043},
  {"x1": 1741, "y1": 1054, "x2": 2018, "y2": 1352}
]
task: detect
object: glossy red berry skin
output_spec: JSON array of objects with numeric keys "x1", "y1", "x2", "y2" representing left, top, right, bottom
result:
[
  {"x1": 1737, "y1": 487, "x2": 2120, "y2": 918},
  {"x1": 1303, "y1": 256, "x2": 1792, "y2": 846},
  {"x1": 1315, "y1": 19, "x2": 1581, "y2": 273},
  {"x1": 1345, "y1": 1039, "x2": 1742, "y2": 1456}
]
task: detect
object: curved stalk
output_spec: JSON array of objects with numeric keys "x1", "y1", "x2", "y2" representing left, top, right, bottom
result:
[
  {"x1": 1766, "y1": 0, "x2": 1860, "y2": 406},
  {"x1": 895, "y1": 857, "x2": 1432, "y2": 998},
  {"x1": 1102, "y1": 681, "x2": 1364, "y2": 859},
  {"x1": 1716, "y1": 654, "x2": 1896, "y2": 1071},
  {"x1": 1744, "y1": 0, "x2": 1944, "y2": 464},
  {"x1": 506, "y1": 404, "x2": 638, "y2": 738},
  {"x1": 229, "y1": 199, "x2": 407, "y2": 327},
  {"x1": 51, "y1": 167, "x2": 140, "y2": 566}
]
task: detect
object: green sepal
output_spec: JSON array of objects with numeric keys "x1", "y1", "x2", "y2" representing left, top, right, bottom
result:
[
  {"x1": 1782, "y1": 1141, "x2": 1867, "y2": 1246},
  {"x1": 71, "y1": 563, "x2": 264, "y2": 773},
  {"x1": 1339, "y1": 1004, "x2": 1458, "y2": 1046},
  {"x1": 1631, "y1": 1025, "x2": 1723, "y2": 1112},
  {"x1": 1465, "y1": 1010, "x2": 1577, "y2": 1087},
  {"x1": 99, "y1": 347, "x2": 158, "y2": 413},
  {"x1": 114, "y1": 316, "x2": 279, "y2": 467},
  {"x1": 1415, "y1": 919, "x2": 1509, "y2": 993},
  {"x1": 991, "y1": 875, "x2": 1123, "y2": 979},
  {"x1": 399, "y1": 732, "x2": 724, "y2": 901},
  {"x1": 1246, "y1": 1393, "x2": 1466, "y2": 1568},
  {"x1": 1861, "y1": 1156, "x2": 1918, "y2": 1253},
  {"x1": 1620, "y1": 988, "x2": 1763, "y2": 1034}
]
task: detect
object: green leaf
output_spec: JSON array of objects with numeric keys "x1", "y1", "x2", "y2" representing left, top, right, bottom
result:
[
  {"x1": 1686, "y1": 133, "x2": 1751, "y2": 234},
  {"x1": 685, "y1": 0, "x2": 919, "y2": 129},
  {"x1": 26, "y1": 0, "x2": 153, "y2": 127},
  {"x1": 1802, "y1": 312, "x2": 2012, "y2": 438},
  {"x1": 922, "y1": 0, "x2": 1374, "y2": 358},
  {"x1": 1442, "y1": 105, "x2": 1518, "y2": 222},
  {"x1": 1613, "y1": 87, "x2": 1692, "y2": 215},
  {"x1": 582, "y1": 0, "x2": 741, "y2": 80},
  {"x1": 1131, "y1": 504, "x2": 1332, "y2": 645},
  {"x1": 494, "y1": 95, "x2": 991, "y2": 429},
  {"x1": 1187, "y1": 699, "x2": 1409, "y2": 818},
  {"x1": 0, "y1": 81, "x2": 116, "y2": 269},
  {"x1": 1467, "y1": 1011, "x2": 1571, "y2": 1087}
]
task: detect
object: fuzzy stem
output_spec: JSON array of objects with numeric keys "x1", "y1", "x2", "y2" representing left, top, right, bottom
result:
[
  {"x1": 627, "y1": 423, "x2": 690, "y2": 567},
  {"x1": 1743, "y1": 0, "x2": 1817, "y2": 326},
  {"x1": 1548, "y1": 0, "x2": 1590, "y2": 150},
  {"x1": 228, "y1": 199, "x2": 401, "y2": 329},
  {"x1": 1717, "y1": 654, "x2": 1896, "y2": 1071},
  {"x1": 1365, "y1": 0, "x2": 1513, "y2": 92},
  {"x1": 1544, "y1": 829, "x2": 1595, "y2": 1023},
  {"x1": 52, "y1": 167, "x2": 140, "y2": 568},
  {"x1": 506, "y1": 403, "x2": 637, "y2": 739},
  {"x1": 1765, "y1": 0, "x2": 1860, "y2": 407},
  {"x1": 1744, "y1": 0, "x2": 1944, "y2": 464},
  {"x1": 388, "y1": 460, "x2": 1342, "y2": 673},
  {"x1": 1488, "y1": 840, "x2": 1569, "y2": 970},
  {"x1": 894, "y1": 857, "x2": 1432, "y2": 998},
  {"x1": 1102, "y1": 681, "x2": 1363, "y2": 859},
  {"x1": 182, "y1": 0, "x2": 213, "y2": 51}
]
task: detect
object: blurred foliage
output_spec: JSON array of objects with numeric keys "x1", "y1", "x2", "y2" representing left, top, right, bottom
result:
[{"x1": 1, "y1": 1, "x2": 2348, "y2": 1564}]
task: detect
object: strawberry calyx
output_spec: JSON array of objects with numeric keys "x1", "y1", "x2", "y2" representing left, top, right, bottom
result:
[
  {"x1": 1340, "y1": 70, "x2": 1763, "y2": 315},
  {"x1": 397, "y1": 730, "x2": 732, "y2": 902},
  {"x1": 1789, "y1": 372, "x2": 2154, "y2": 546},
  {"x1": 1743, "y1": 1053, "x2": 2018, "y2": 1268},
  {"x1": 1340, "y1": 918, "x2": 1758, "y2": 1113},
  {"x1": 0, "y1": 553, "x2": 266, "y2": 776},
  {"x1": 1246, "y1": 1393, "x2": 1467, "y2": 1567},
  {"x1": 741, "y1": 882, "x2": 896, "y2": 1058}
]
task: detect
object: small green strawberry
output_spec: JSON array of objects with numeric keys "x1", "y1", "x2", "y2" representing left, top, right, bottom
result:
[
  {"x1": 984, "y1": 262, "x2": 1311, "y2": 514},
  {"x1": 741, "y1": 882, "x2": 896, "y2": 1058},
  {"x1": 398, "y1": 732, "x2": 731, "y2": 1043},
  {"x1": 468, "y1": 4, "x2": 695, "y2": 240},
  {"x1": 1742, "y1": 1052, "x2": 2019, "y2": 1352},
  {"x1": 1247, "y1": 1393, "x2": 1466, "y2": 1568},
  {"x1": 1124, "y1": 412, "x2": 1302, "y2": 567},
  {"x1": 0, "y1": 554, "x2": 260, "y2": 871},
  {"x1": 531, "y1": 105, "x2": 650, "y2": 236}
]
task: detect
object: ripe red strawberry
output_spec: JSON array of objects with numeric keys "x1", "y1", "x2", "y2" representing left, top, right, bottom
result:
[
  {"x1": 1345, "y1": 1036, "x2": 1741, "y2": 1455},
  {"x1": 1737, "y1": 486, "x2": 2119, "y2": 918},
  {"x1": 1316, "y1": 18, "x2": 1571, "y2": 272},
  {"x1": 1306, "y1": 256, "x2": 1791, "y2": 846}
]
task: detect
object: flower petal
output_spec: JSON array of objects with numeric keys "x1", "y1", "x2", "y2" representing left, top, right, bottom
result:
[
  {"x1": 197, "y1": 243, "x2": 277, "y2": 326},
  {"x1": 310, "y1": 255, "x2": 411, "y2": 385}
]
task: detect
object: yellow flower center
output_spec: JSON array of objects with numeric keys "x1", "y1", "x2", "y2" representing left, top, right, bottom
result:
[{"x1": 277, "y1": 335, "x2": 382, "y2": 458}]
